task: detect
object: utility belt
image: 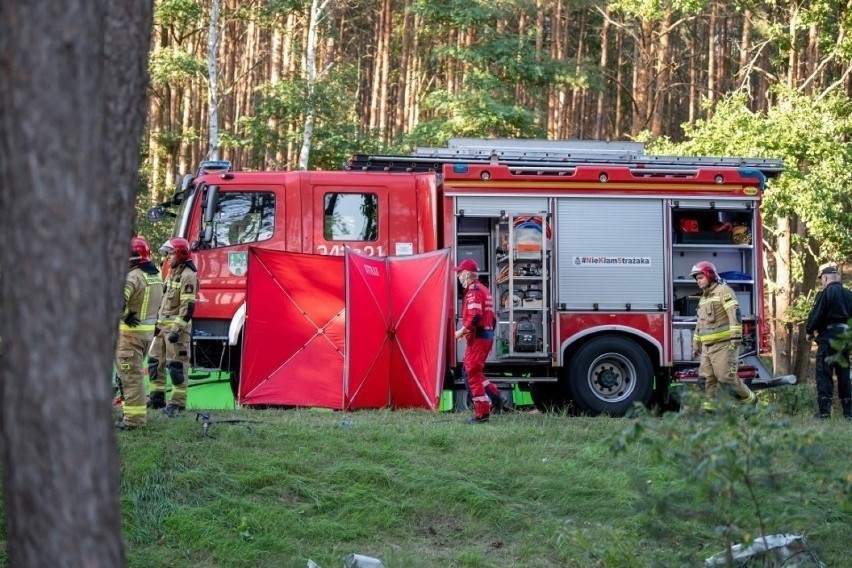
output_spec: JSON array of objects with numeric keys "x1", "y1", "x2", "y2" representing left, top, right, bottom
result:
[{"x1": 474, "y1": 327, "x2": 494, "y2": 340}]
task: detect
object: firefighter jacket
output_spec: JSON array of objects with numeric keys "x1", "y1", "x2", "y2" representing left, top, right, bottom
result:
[
  {"x1": 693, "y1": 280, "x2": 742, "y2": 349},
  {"x1": 460, "y1": 279, "x2": 495, "y2": 339},
  {"x1": 120, "y1": 263, "x2": 164, "y2": 333},
  {"x1": 158, "y1": 262, "x2": 198, "y2": 334},
  {"x1": 805, "y1": 281, "x2": 852, "y2": 338}
]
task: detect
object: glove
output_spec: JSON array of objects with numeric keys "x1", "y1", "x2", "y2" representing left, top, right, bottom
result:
[
  {"x1": 167, "y1": 331, "x2": 180, "y2": 343},
  {"x1": 692, "y1": 345, "x2": 701, "y2": 358},
  {"x1": 122, "y1": 311, "x2": 140, "y2": 327},
  {"x1": 806, "y1": 333, "x2": 814, "y2": 342}
]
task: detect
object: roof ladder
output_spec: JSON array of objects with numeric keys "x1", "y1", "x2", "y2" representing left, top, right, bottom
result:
[{"x1": 346, "y1": 138, "x2": 785, "y2": 177}]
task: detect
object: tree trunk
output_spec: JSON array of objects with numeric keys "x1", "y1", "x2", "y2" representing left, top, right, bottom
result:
[
  {"x1": 794, "y1": 233, "x2": 820, "y2": 382},
  {"x1": 0, "y1": 0, "x2": 153, "y2": 565},
  {"x1": 650, "y1": 8, "x2": 672, "y2": 136},
  {"x1": 207, "y1": 0, "x2": 221, "y2": 160},
  {"x1": 631, "y1": 19, "x2": 652, "y2": 136},
  {"x1": 595, "y1": 8, "x2": 610, "y2": 139},
  {"x1": 707, "y1": 1, "x2": 717, "y2": 103},
  {"x1": 299, "y1": 0, "x2": 327, "y2": 170},
  {"x1": 771, "y1": 216, "x2": 795, "y2": 376}
]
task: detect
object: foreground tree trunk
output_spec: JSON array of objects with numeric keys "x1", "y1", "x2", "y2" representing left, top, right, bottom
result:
[{"x1": 0, "y1": 1, "x2": 153, "y2": 565}]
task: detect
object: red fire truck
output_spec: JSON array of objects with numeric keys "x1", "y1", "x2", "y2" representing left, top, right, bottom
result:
[{"x1": 147, "y1": 138, "x2": 792, "y2": 415}]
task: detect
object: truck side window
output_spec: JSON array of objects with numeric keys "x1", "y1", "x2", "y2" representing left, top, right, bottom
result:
[
  {"x1": 323, "y1": 193, "x2": 378, "y2": 241},
  {"x1": 210, "y1": 191, "x2": 275, "y2": 247}
]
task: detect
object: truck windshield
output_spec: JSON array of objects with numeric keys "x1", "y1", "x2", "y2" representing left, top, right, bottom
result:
[
  {"x1": 323, "y1": 192, "x2": 378, "y2": 241},
  {"x1": 208, "y1": 191, "x2": 275, "y2": 247}
]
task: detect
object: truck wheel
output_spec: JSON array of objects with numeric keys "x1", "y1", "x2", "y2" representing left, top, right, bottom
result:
[
  {"x1": 568, "y1": 336, "x2": 653, "y2": 416},
  {"x1": 228, "y1": 343, "x2": 242, "y2": 401},
  {"x1": 229, "y1": 370, "x2": 240, "y2": 401},
  {"x1": 530, "y1": 381, "x2": 565, "y2": 413}
]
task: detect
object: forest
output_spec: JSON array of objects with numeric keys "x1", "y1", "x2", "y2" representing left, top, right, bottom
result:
[{"x1": 141, "y1": 0, "x2": 852, "y2": 380}]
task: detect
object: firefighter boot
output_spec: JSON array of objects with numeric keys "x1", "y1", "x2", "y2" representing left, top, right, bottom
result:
[
  {"x1": 115, "y1": 420, "x2": 137, "y2": 431},
  {"x1": 738, "y1": 389, "x2": 758, "y2": 406},
  {"x1": 814, "y1": 397, "x2": 832, "y2": 419},
  {"x1": 487, "y1": 390, "x2": 509, "y2": 413},
  {"x1": 147, "y1": 391, "x2": 166, "y2": 409},
  {"x1": 841, "y1": 398, "x2": 852, "y2": 421},
  {"x1": 465, "y1": 400, "x2": 491, "y2": 424},
  {"x1": 163, "y1": 404, "x2": 185, "y2": 418}
]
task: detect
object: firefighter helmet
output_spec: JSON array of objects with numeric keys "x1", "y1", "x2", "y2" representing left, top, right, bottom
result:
[
  {"x1": 689, "y1": 261, "x2": 718, "y2": 282},
  {"x1": 130, "y1": 236, "x2": 152, "y2": 264},
  {"x1": 731, "y1": 225, "x2": 751, "y2": 245},
  {"x1": 162, "y1": 237, "x2": 192, "y2": 263}
]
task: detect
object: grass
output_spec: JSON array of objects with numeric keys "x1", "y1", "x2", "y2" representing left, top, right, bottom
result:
[{"x1": 1, "y1": 385, "x2": 850, "y2": 567}]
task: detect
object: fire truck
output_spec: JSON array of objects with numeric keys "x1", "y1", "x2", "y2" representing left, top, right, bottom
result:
[{"x1": 147, "y1": 138, "x2": 792, "y2": 415}]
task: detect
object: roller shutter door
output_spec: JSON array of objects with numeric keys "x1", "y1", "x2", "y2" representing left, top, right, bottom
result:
[{"x1": 556, "y1": 198, "x2": 665, "y2": 311}]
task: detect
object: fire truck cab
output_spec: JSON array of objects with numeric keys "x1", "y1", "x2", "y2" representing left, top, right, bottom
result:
[{"x1": 149, "y1": 139, "x2": 787, "y2": 415}]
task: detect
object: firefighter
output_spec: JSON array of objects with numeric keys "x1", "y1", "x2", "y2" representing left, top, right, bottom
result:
[
  {"x1": 690, "y1": 261, "x2": 757, "y2": 411},
  {"x1": 454, "y1": 258, "x2": 497, "y2": 423},
  {"x1": 148, "y1": 237, "x2": 198, "y2": 416},
  {"x1": 115, "y1": 237, "x2": 164, "y2": 430},
  {"x1": 805, "y1": 264, "x2": 852, "y2": 420}
]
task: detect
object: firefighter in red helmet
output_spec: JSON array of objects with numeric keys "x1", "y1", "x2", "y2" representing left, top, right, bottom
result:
[
  {"x1": 689, "y1": 261, "x2": 757, "y2": 411},
  {"x1": 115, "y1": 237, "x2": 163, "y2": 429},
  {"x1": 147, "y1": 237, "x2": 198, "y2": 416},
  {"x1": 454, "y1": 258, "x2": 498, "y2": 423}
]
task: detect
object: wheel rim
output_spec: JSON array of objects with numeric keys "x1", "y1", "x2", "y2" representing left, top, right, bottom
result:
[{"x1": 586, "y1": 352, "x2": 637, "y2": 403}]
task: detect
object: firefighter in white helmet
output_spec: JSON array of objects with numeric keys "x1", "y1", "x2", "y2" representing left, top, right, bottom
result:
[{"x1": 690, "y1": 261, "x2": 757, "y2": 411}]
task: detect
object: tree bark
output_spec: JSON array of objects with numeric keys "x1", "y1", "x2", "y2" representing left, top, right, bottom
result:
[
  {"x1": 771, "y1": 216, "x2": 795, "y2": 376},
  {"x1": 299, "y1": 0, "x2": 327, "y2": 170},
  {"x1": 207, "y1": 0, "x2": 221, "y2": 160},
  {"x1": 0, "y1": 0, "x2": 152, "y2": 565}
]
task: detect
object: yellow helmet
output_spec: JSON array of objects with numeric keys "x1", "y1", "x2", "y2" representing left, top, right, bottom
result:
[{"x1": 731, "y1": 225, "x2": 751, "y2": 245}]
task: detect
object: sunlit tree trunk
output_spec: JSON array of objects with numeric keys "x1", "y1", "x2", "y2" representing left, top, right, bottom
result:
[
  {"x1": 595, "y1": 8, "x2": 610, "y2": 139},
  {"x1": 707, "y1": 1, "x2": 717, "y2": 103},
  {"x1": 650, "y1": 8, "x2": 671, "y2": 136},
  {"x1": 207, "y1": 0, "x2": 221, "y2": 160},
  {"x1": 771, "y1": 217, "x2": 795, "y2": 376},
  {"x1": 299, "y1": 0, "x2": 329, "y2": 170}
]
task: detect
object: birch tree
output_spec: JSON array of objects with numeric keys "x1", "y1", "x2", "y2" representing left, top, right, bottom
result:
[
  {"x1": 208, "y1": 0, "x2": 222, "y2": 160},
  {"x1": 299, "y1": 0, "x2": 331, "y2": 170}
]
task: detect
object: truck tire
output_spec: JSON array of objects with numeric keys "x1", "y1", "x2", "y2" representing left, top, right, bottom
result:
[
  {"x1": 568, "y1": 336, "x2": 653, "y2": 416},
  {"x1": 529, "y1": 381, "x2": 565, "y2": 413},
  {"x1": 228, "y1": 343, "x2": 242, "y2": 401}
]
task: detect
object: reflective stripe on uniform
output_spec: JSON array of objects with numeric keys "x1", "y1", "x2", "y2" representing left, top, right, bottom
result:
[
  {"x1": 121, "y1": 404, "x2": 147, "y2": 417},
  {"x1": 695, "y1": 324, "x2": 732, "y2": 343},
  {"x1": 119, "y1": 323, "x2": 156, "y2": 332}
]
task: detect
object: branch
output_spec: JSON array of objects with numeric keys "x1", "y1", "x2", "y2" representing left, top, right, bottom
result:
[
  {"x1": 737, "y1": 38, "x2": 779, "y2": 89},
  {"x1": 817, "y1": 64, "x2": 852, "y2": 99}
]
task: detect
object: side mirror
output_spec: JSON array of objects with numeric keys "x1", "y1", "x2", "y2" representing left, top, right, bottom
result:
[
  {"x1": 203, "y1": 185, "x2": 220, "y2": 223},
  {"x1": 147, "y1": 206, "x2": 166, "y2": 222},
  {"x1": 202, "y1": 224, "x2": 214, "y2": 245},
  {"x1": 180, "y1": 173, "x2": 193, "y2": 192}
]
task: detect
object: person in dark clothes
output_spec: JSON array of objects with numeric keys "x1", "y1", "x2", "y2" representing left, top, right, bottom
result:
[{"x1": 805, "y1": 264, "x2": 852, "y2": 420}]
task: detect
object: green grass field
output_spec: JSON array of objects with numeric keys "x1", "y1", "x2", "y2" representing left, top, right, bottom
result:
[{"x1": 1, "y1": 385, "x2": 849, "y2": 567}]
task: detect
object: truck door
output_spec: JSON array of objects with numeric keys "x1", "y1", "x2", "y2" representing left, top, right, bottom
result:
[
  {"x1": 192, "y1": 187, "x2": 279, "y2": 321},
  {"x1": 312, "y1": 185, "x2": 390, "y2": 257}
]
